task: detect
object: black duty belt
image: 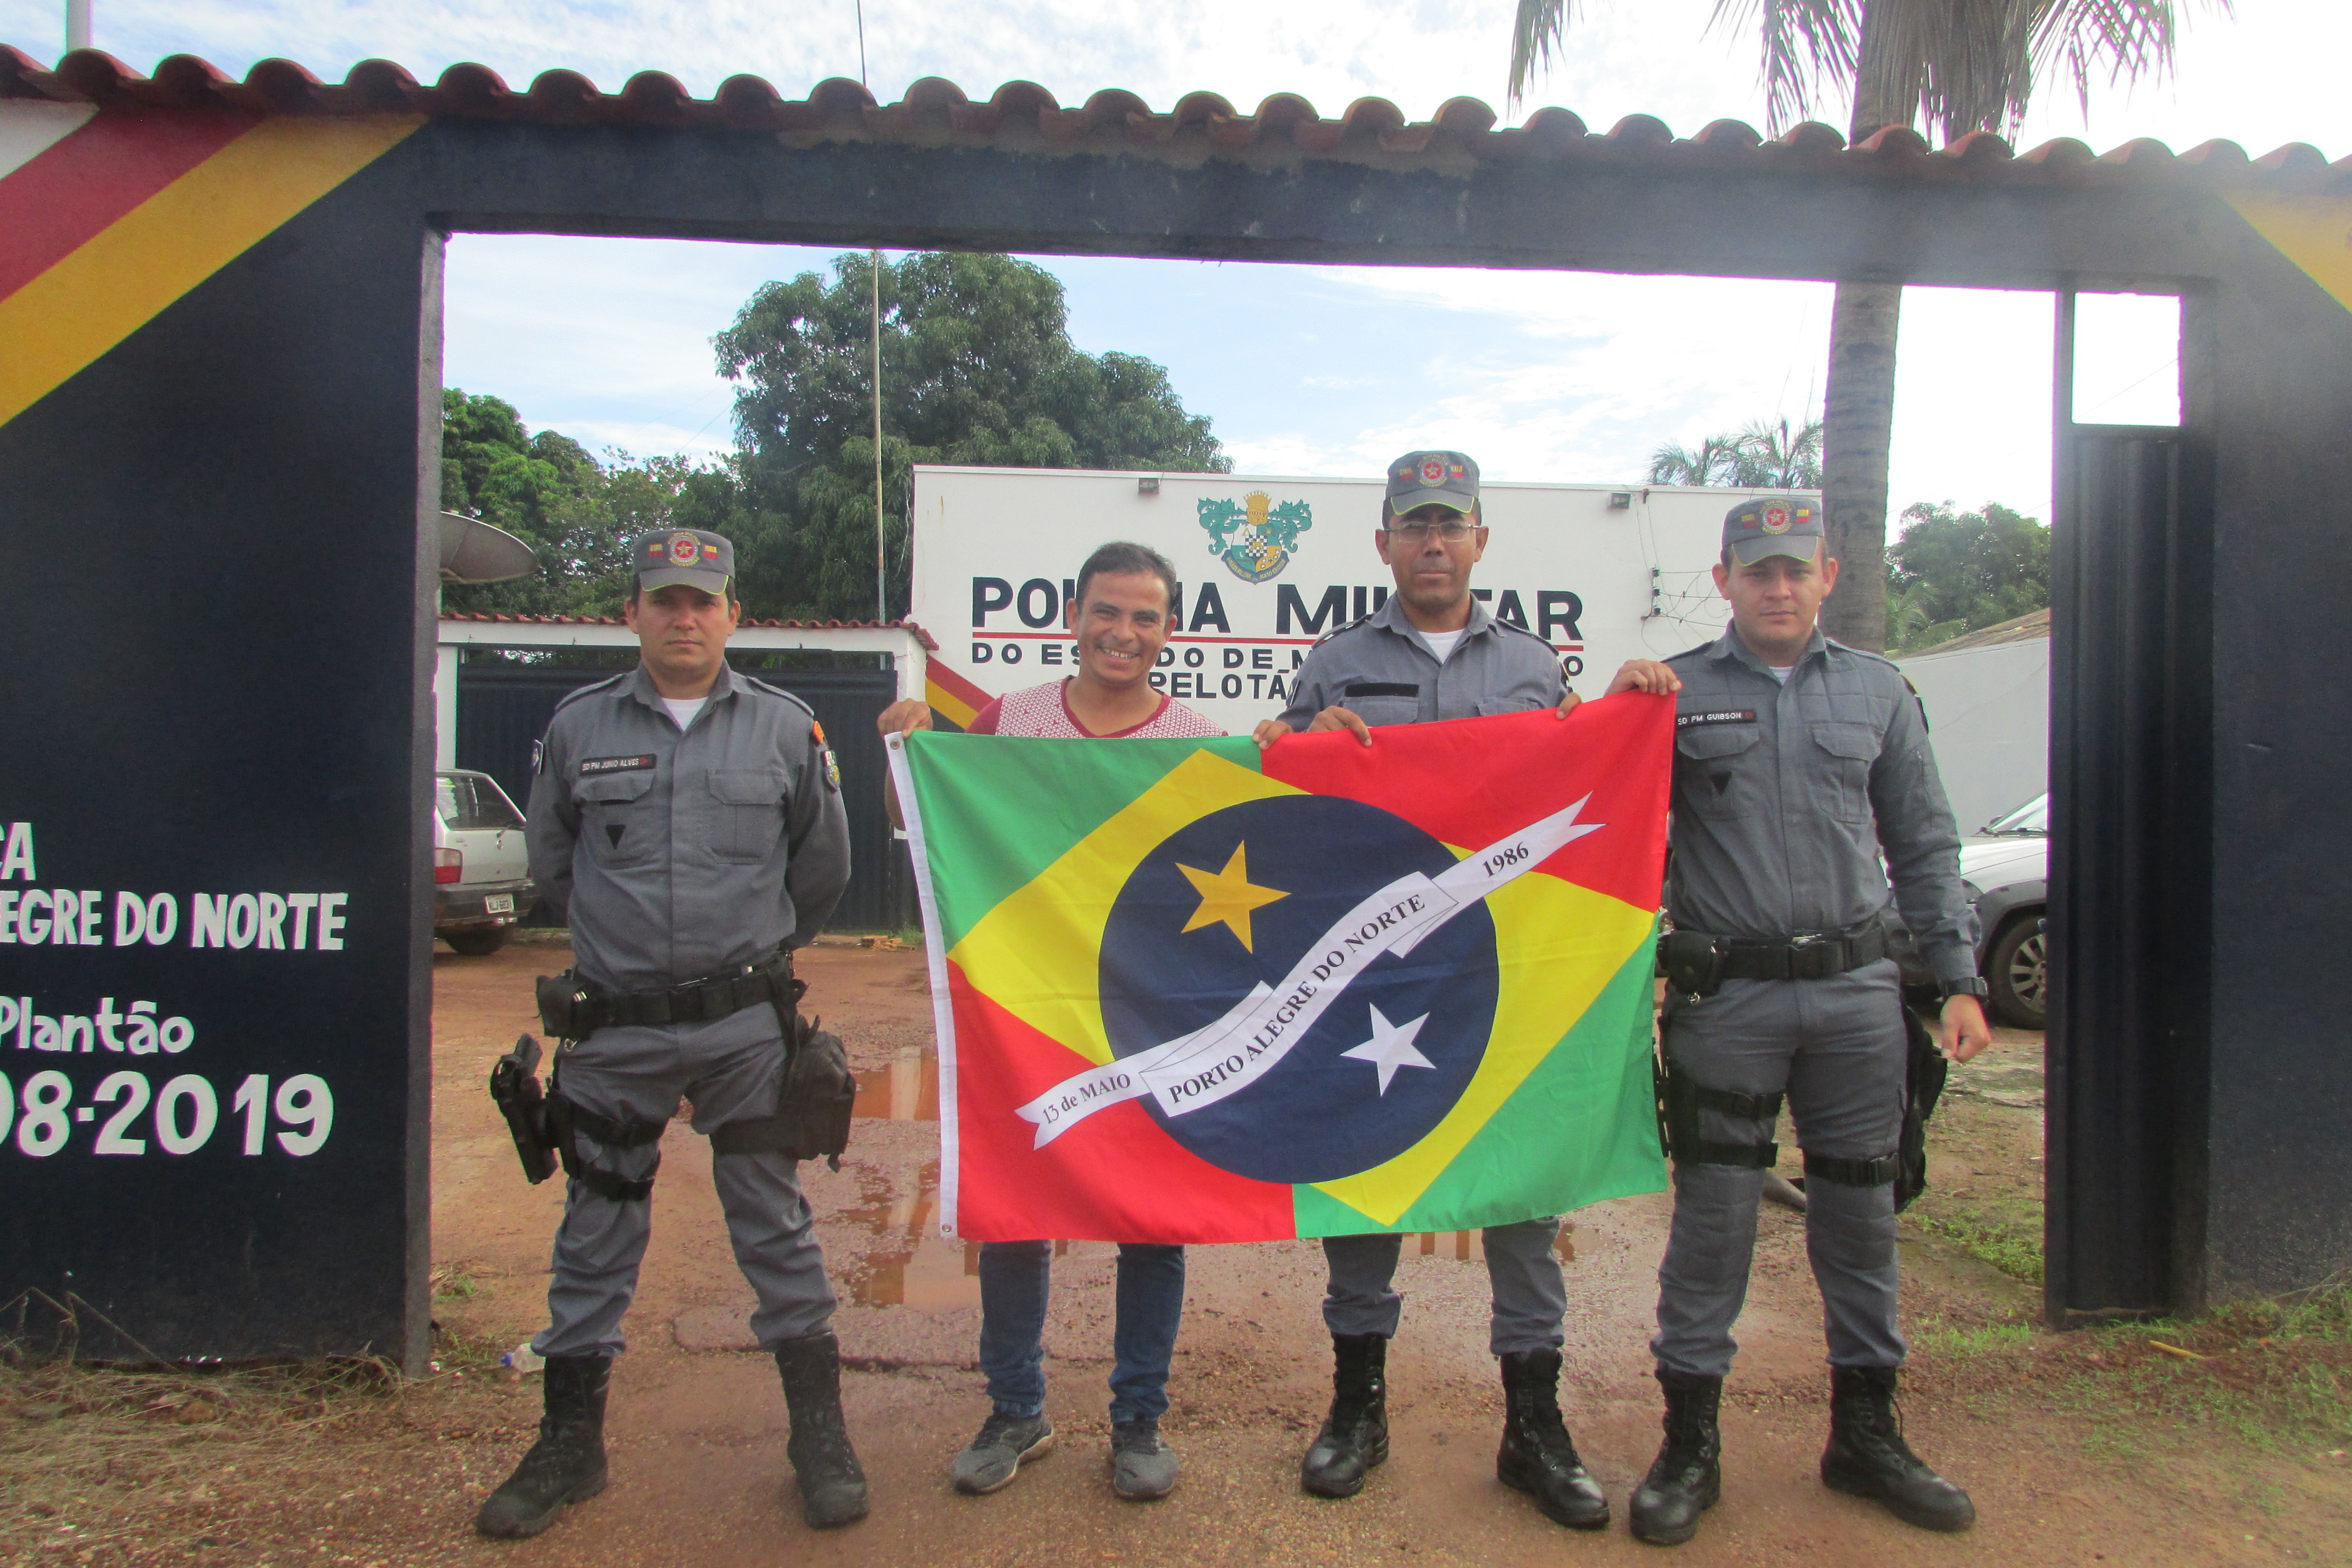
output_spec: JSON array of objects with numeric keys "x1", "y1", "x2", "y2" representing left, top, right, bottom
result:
[
  {"x1": 1716, "y1": 922, "x2": 1889, "y2": 982},
  {"x1": 579, "y1": 952, "x2": 791, "y2": 1032}
]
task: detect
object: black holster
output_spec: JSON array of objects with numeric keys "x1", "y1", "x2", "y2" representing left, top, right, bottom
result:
[
  {"x1": 489, "y1": 1034, "x2": 558, "y2": 1185},
  {"x1": 1893, "y1": 1003, "x2": 1948, "y2": 1212},
  {"x1": 1654, "y1": 1052, "x2": 1784, "y2": 1169},
  {"x1": 710, "y1": 969, "x2": 856, "y2": 1170}
]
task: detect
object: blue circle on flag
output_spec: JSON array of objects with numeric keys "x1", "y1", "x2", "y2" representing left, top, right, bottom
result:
[{"x1": 1098, "y1": 795, "x2": 1500, "y2": 1185}]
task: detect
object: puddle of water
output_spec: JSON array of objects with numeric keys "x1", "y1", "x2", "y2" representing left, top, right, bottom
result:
[{"x1": 854, "y1": 1046, "x2": 939, "y2": 1121}]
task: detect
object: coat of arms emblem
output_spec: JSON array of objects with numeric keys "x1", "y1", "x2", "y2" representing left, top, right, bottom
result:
[{"x1": 1197, "y1": 491, "x2": 1313, "y2": 583}]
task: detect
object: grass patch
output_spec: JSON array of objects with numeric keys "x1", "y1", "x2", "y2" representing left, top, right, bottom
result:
[
  {"x1": 1908, "y1": 1208, "x2": 2045, "y2": 1285},
  {"x1": 0, "y1": 1343, "x2": 409, "y2": 1561}
]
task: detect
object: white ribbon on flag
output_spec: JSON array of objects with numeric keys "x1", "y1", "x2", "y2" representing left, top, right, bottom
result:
[{"x1": 1013, "y1": 794, "x2": 1603, "y2": 1148}]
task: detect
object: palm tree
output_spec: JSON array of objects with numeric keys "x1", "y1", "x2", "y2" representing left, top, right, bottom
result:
[
  {"x1": 1648, "y1": 415, "x2": 1824, "y2": 488},
  {"x1": 1648, "y1": 432, "x2": 1747, "y2": 486},
  {"x1": 1511, "y1": 0, "x2": 2204, "y2": 648}
]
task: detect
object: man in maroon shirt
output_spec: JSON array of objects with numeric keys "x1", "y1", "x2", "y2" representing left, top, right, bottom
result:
[{"x1": 878, "y1": 542, "x2": 1213, "y2": 1503}]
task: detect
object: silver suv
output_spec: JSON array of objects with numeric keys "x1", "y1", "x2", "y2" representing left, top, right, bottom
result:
[{"x1": 434, "y1": 769, "x2": 536, "y2": 955}]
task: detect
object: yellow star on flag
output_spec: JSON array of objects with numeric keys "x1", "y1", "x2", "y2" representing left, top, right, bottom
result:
[{"x1": 1177, "y1": 842, "x2": 1289, "y2": 952}]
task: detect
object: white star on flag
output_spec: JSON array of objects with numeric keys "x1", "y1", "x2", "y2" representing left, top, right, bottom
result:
[{"x1": 1341, "y1": 1004, "x2": 1436, "y2": 1095}]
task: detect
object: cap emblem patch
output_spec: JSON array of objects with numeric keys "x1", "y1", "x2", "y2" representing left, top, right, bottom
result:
[
  {"x1": 1419, "y1": 458, "x2": 1446, "y2": 484},
  {"x1": 667, "y1": 531, "x2": 701, "y2": 565},
  {"x1": 1760, "y1": 502, "x2": 1792, "y2": 535}
]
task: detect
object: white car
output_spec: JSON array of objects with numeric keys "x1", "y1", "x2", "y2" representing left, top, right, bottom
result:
[
  {"x1": 434, "y1": 769, "x2": 536, "y2": 955},
  {"x1": 1888, "y1": 793, "x2": 2049, "y2": 1028}
]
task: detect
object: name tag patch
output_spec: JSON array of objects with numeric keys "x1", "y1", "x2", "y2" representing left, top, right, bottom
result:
[
  {"x1": 579, "y1": 753, "x2": 657, "y2": 776},
  {"x1": 1676, "y1": 709, "x2": 1758, "y2": 728},
  {"x1": 1345, "y1": 682, "x2": 1421, "y2": 698}
]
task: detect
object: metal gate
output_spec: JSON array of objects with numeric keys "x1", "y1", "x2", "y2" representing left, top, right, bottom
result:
[
  {"x1": 2045, "y1": 414, "x2": 2214, "y2": 1323},
  {"x1": 453, "y1": 660, "x2": 913, "y2": 932}
]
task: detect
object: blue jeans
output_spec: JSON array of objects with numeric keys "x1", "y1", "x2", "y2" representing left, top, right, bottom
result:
[{"x1": 977, "y1": 1240, "x2": 1186, "y2": 1425}]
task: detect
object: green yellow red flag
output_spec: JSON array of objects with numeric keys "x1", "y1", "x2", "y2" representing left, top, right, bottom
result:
[{"x1": 887, "y1": 696, "x2": 1673, "y2": 1243}]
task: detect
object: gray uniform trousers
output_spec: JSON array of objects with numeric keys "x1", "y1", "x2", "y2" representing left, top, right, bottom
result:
[
  {"x1": 1650, "y1": 959, "x2": 1909, "y2": 1379},
  {"x1": 1324, "y1": 1217, "x2": 1570, "y2": 1357},
  {"x1": 532, "y1": 1003, "x2": 837, "y2": 1359}
]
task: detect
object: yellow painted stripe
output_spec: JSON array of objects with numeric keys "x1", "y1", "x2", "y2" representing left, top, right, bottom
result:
[
  {"x1": 0, "y1": 115, "x2": 424, "y2": 429},
  {"x1": 1309, "y1": 869, "x2": 1654, "y2": 1226},
  {"x1": 2224, "y1": 193, "x2": 2352, "y2": 314},
  {"x1": 947, "y1": 749, "x2": 1302, "y2": 1068},
  {"x1": 926, "y1": 676, "x2": 979, "y2": 729}
]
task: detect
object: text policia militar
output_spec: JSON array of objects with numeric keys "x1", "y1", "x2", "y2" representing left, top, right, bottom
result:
[
  {"x1": 0, "y1": 821, "x2": 340, "y2": 1161},
  {"x1": 0, "y1": 823, "x2": 350, "y2": 951},
  {"x1": 968, "y1": 576, "x2": 1590, "y2": 699}
]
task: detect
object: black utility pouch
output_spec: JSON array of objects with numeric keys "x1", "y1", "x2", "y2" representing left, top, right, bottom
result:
[
  {"x1": 535, "y1": 970, "x2": 587, "y2": 1039},
  {"x1": 1658, "y1": 929, "x2": 1730, "y2": 999},
  {"x1": 777, "y1": 1017, "x2": 856, "y2": 1167}
]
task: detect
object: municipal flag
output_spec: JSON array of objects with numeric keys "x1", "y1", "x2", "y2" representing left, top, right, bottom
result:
[{"x1": 887, "y1": 697, "x2": 1673, "y2": 1242}]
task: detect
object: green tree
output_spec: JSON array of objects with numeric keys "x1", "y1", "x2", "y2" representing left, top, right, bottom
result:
[
  {"x1": 439, "y1": 387, "x2": 742, "y2": 619},
  {"x1": 1512, "y1": 0, "x2": 2203, "y2": 650},
  {"x1": 715, "y1": 252, "x2": 1230, "y2": 622},
  {"x1": 1649, "y1": 415, "x2": 1823, "y2": 488},
  {"x1": 1883, "y1": 499, "x2": 2051, "y2": 651}
]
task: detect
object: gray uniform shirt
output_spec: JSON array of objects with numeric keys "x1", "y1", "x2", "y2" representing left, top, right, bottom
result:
[
  {"x1": 1278, "y1": 594, "x2": 1564, "y2": 729},
  {"x1": 1664, "y1": 627, "x2": 1976, "y2": 985},
  {"x1": 526, "y1": 663, "x2": 851, "y2": 991}
]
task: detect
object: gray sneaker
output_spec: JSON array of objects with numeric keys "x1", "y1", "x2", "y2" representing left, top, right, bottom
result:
[
  {"x1": 1110, "y1": 1419, "x2": 1180, "y2": 1501},
  {"x1": 951, "y1": 1410, "x2": 1054, "y2": 1496}
]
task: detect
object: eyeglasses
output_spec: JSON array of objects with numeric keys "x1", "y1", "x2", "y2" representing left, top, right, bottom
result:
[{"x1": 1384, "y1": 518, "x2": 1480, "y2": 543}]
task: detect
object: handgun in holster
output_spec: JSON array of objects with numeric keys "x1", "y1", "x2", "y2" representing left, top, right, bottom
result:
[
  {"x1": 707, "y1": 962, "x2": 858, "y2": 1170},
  {"x1": 1894, "y1": 1003, "x2": 1948, "y2": 1212},
  {"x1": 489, "y1": 1033, "x2": 559, "y2": 1185}
]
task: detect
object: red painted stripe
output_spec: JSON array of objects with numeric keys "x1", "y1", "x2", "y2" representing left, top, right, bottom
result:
[
  {"x1": 926, "y1": 660, "x2": 994, "y2": 713},
  {"x1": 0, "y1": 111, "x2": 257, "y2": 301}
]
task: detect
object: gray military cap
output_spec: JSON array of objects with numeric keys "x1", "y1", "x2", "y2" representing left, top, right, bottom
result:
[
  {"x1": 630, "y1": 528, "x2": 734, "y2": 594},
  {"x1": 1722, "y1": 496, "x2": 1825, "y2": 566}
]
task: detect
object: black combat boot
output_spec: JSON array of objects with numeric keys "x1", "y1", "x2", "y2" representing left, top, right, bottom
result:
[
  {"x1": 1300, "y1": 1332, "x2": 1389, "y2": 1499},
  {"x1": 1629, "y1": 1366, "x2": 1722, "y2": 1547},
  {"x1": 474, "y1": 1353, "x2": 611, "y2": 1539},
  {"x1": 1820, "y1": 1366, "x2": 1975, "y2": 1532},
  {"x1": 1496, "y1": 1348, "x2": 1611, "y2": 1529},
  {"x1": 773, "y1": 1332, "x2": 870, "y2": 1529}
]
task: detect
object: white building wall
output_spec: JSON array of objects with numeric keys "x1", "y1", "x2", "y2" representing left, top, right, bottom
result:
[{"x1": 1897, "y1": 637, "x2": 2050, "y2": 834}]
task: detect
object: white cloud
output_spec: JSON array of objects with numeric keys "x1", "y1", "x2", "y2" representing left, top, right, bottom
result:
[{"x1": 13, "y1": 0, "x2": 2340, "y2": 533}]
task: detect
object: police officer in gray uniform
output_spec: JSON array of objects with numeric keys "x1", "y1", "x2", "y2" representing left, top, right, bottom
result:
[
  {"x1": 1253, "y1": 450, "x2": 1654, "y2": 1530},
  {"x1": 1626, "y1": 497, "x2": 1990, "y2": 1546},
  {"x1": 476, "y1": 528, "x2": 864, "y2": 1540}
]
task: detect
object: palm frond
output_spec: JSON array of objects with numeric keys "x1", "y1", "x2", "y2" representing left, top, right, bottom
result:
[
  {"x1": 1713, "y1": 0, "x2": 1863, "y2": 135},
  {"x1": 1508, "y1": 0, "x2": 1581, "y2": 106}
]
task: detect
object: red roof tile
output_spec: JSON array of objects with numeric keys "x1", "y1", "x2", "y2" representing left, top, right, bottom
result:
[
  {"x1": 4, "y1": 46, "x2": 2342, "y2": 191},
  {"x1": 440, "y1": 612, "x2": 939, "y2": 649}
]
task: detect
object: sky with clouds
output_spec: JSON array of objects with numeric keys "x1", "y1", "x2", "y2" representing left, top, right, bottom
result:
[{"x1": 10, "y1": 0, "x2": 2346, "y2": 520}]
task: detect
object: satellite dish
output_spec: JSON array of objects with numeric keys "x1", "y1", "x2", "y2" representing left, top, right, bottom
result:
[{"x1": 437, "y1": 512, "x2": 538, "y2": 585}]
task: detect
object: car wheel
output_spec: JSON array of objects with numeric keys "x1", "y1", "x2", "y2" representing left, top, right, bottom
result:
[
  {"x1": 1987, "y1": 914, "x2": 2046, "y2": 1030},
  {"x1": 444, "y1": 927, "x2": 508, "y2": 957}
]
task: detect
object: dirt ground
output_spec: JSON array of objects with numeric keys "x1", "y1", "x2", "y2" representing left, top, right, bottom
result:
[{"x1": 5, "y1": 939, "x2": 2347, "y2": 1566}]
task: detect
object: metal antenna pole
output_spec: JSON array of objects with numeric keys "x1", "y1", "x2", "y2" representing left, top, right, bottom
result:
[
  {"x1": 857, "y1": 0, "x2": 886, "y2": 624},
  {"x1": 64, "y1": 0, "x2": 89, "y2": 52}
]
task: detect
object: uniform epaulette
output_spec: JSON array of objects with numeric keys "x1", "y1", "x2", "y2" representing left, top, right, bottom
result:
[
  {"x1": 1662, "y1": 641, "x2": 1716, "y2": 665},
  {"x1": 550, "y1": 672, "x2": 629, "y2": 713},
  {"x1": 1309, "y1": 612, "x2": 1376, "y2": 651},
  {"x1": 1823, "y1": 636, "x2": 1900, "y2": 671},
  {"x1": 739, "y1": 675, "x2": 817, "y2": 718},
  {"x1": 1489, "y1": 617, "x2": 1553, "y2": 647}
]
